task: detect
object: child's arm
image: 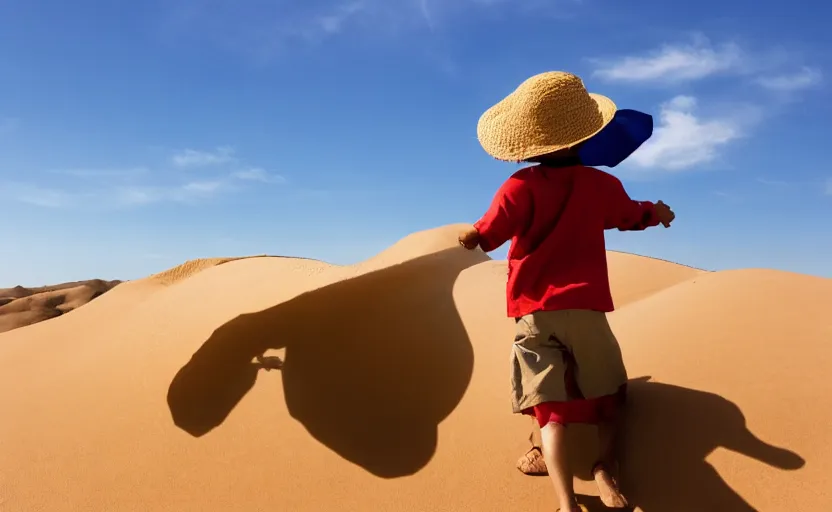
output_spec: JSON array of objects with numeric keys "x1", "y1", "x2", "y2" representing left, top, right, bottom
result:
[
  {"x1": 604, "y1": 174, "x2": 674, "y2": 231},
  {"x1": 461, "y1": 176, "x2": 532, "y2": 252}
]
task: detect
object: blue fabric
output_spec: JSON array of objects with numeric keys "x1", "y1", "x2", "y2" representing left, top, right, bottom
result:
[{"x1": 578, "y1": 109, "x2": 654, "y2": 168}]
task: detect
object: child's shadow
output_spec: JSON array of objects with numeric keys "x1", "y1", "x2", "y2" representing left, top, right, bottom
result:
[
  {"x1": 166, "y1": 247, "x2": 488, "y2": 479},
  {"x1": 593, "y1": 377, "x2": 805, "y2": 512}
]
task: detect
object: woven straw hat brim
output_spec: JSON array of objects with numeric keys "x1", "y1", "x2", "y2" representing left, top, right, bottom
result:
[{"x1": 477, "y1": 74, "x2": 618, "y2": 162}]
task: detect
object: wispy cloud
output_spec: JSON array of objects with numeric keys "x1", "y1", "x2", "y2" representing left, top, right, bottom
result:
[
  {"x1": 752, "y1": 177, "x2": 832, "y2": 198},
  {"x1": 417, "y1": 0, "x2": 435, "y2": 31},
  {"x1": 1, "y1": 145, "x2": 283, "y2": 209},
  {"x1": 625, "y1": 96, "x2": 746, "y2": 172},
  {"x1": 756, "y1": 66, "x2": 822, "y2": 92},
  {"x1": 112, "y1": 180, "x2": 227, "y2": 206},
  {"x1": 0, "y1": 117, "x2": 19, "y2": 135},
  {"x1": 590, "y1": 35, "x2": 823, "y2": 93},
  {"x1": 161, "y1": 0, "x2": 581, "y2": 60},
  {"x1": 161, "y1": 0, "x2": 380, "y2": 57},
  {"x1": 316, "y1": 1, "x2": 367, "y2": 35},
  {"x1": 50, "y1": 167, "x2": 150, "y2": 179},
  {"x1": 711, "y1": 190, "x2": 745, "y2": 204},
  {"x1": 171, "y1": 146, "x2": 236, "y2": 168},
  {"x1": 0, "y1": 179, "x2": 229, "y2": 209},
  {"x1": 591, "y1": 36, "x2": 744, "y2": 84},
  {"x1": 231, "y1": 167, "x2": 286, "y2": 184},
  {"x1": 756, "y1": 177, "x2": 798, "y2": 189},
  {"x1": 0, "y1": 183, "x2": 79, "y2": 208}
]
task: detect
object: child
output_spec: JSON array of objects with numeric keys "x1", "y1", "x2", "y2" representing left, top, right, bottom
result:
[{"x1": 459, "y1": 71, "x2": 675, "y2": 512}]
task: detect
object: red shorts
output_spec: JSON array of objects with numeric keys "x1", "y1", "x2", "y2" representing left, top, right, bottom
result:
[{"x1": 523, "y1": 384, "x2": 628, "y2": 427}]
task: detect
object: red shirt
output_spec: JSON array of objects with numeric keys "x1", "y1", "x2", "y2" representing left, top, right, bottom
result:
[{"x1": 473, "y1": 165, "x2": 660, "y2": 317}]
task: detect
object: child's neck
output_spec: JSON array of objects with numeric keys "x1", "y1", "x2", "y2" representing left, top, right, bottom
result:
[{"x1": 534, "y1": 156, "x2": 581, "y2": 168}]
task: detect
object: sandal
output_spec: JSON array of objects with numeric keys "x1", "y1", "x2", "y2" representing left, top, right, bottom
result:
[
  {"x1": 517, "y1": 421, "x2": 548, "y2": 475},
  {"x1": 591, "y1": 460, "x2": 629, "y2": 508},
  {"x1": 516, "y1": 446, "x2": 548, "y2": 475}
]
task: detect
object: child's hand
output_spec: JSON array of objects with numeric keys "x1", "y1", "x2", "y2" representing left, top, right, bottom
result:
[
  {"x1": 655, "y1": 200, "x2": 675, "y2": 228},
  {"x1": 458, "y1": 227, "x2": 481, "y2": 250}
]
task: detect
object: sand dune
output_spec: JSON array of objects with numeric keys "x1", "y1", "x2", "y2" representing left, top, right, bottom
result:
[
  {"x1": 1, "y1": 224, "x2": 829, "y2": 511},
  {"x1": 605, "y1": 250, "x2": 704, "y2": 307},
  {"x1": 147, "y1": 256, "x2": 267, "y2": 286},
  {"x1": 0, "y1": 278, "x2": 122, "y2": 333},
  {"x1": 0, "y1": 258, "x2": 271, "y2": 334}
]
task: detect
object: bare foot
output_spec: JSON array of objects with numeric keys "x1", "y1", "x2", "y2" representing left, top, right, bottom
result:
[{"x1": 593, "y1": 464, "x2": 629, "y2": 508}]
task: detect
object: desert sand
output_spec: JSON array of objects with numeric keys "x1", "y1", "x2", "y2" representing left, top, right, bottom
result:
[
  {"x1": 0, "y1": 224, "x2": 829, "y2": 511},
  {"x1": 0, "y1": 279, "x2": 122, "y2": 334}
]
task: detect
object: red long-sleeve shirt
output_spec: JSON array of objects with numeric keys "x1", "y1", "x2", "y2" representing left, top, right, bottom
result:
[{"x1": 473, "y1": 165, "x2": 660, "y2": 317}]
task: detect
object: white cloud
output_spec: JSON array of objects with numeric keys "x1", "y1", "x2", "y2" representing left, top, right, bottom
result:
[
  {"x1": 111, "y1": 187, "x2": 160, "y2": 206},
  {"x1": 316, "y1": 1, "x2": 366, "y2": 34},
  {"x1": 626, "y1": 96, "x2": 744, "y2": 171},
  {"x1": 162, "y1": 0, "x2": 579, "y2": 58},
  {"x1": 19, "y1": 188, "x2": 74, "y2": 208},
  {"x1": 182, "y1": 180, "x2": 223, "y2": 193},
  {"x1": 171, "y1": 146, "x2": 236, "y2": 168},
  {"x1": 756, "y1": 67, "x2": 822, "y2": 92},
  {"x1": 592, "y1": 36, "x2": 744, "y2": 83},
  {"x1": 0, "y1": 179, "x2": 229, "y2": 209},
  {"x1": 50, "y1": 167, "x2": 150, "y2": 179},
  {"x1": 113, "y1": 180, "x2": 226, "y2": 206},
  {"x1": 161, "y1": 0, "x2": 379, "y2": 54},
  {"x1": 754, "y1": 177, "x2": 831, "y2": 196},
  {"x1": 231, "y1": 167, "x2": 286, "y2": 184},
  {"x1": 591, "y1": 35, "x2": 824, "y2": 95},
  {"x1": 711, "y1": 190, "x2": 745, "y2": 204},
  {"x1": 756, "y1": 177, "x2": 795, "y2": 188},
  {"x1": 2, "y1": 146, "x2": 280, "y2": 209},
  {"x1": 417, "y1": 0, "x2": 435, "y2": 30},
  {"x1": 0, "y1": 182, "x2": 82, "y2": 208}
]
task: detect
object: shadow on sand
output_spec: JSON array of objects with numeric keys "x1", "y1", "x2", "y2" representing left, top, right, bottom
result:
[
  {"x1": 568, "y1": 377, "x2": 806, "y2": 512},
  {"x1": 166, "y1": 247, "x2": 488, "y2": 478}
]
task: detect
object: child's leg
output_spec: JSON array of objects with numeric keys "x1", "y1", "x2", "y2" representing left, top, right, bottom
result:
[
  {"x1": 597, "y1": 418, "x2": 619, "y2": 467},
  {"x1": 539, "y1": 421, "x2": 580, "y2": 511},
  {"x1": 593, "y1": 414, "x2": 629, "y2": 508}
]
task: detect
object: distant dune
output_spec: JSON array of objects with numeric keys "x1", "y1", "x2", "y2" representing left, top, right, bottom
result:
[
  {"x1": 0, "y1": 224, "x2": 829, "y2": 511},
  {"x1": 0, "y1": 279, "x2": 123, "y2": 333}
]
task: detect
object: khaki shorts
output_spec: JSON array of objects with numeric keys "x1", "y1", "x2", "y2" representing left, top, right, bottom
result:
[{"x1": 510, "y1": 309, "x2": 628, "y2": 413}]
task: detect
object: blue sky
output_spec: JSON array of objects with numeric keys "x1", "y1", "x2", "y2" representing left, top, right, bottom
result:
[{"x1": 1, "y1": 0, "x2": 830, "y2": 286}]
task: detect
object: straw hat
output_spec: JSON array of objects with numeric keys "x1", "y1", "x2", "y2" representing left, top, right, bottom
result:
[{"x1": 477, "y1": 71, "x2": 617, "y2": 162}]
